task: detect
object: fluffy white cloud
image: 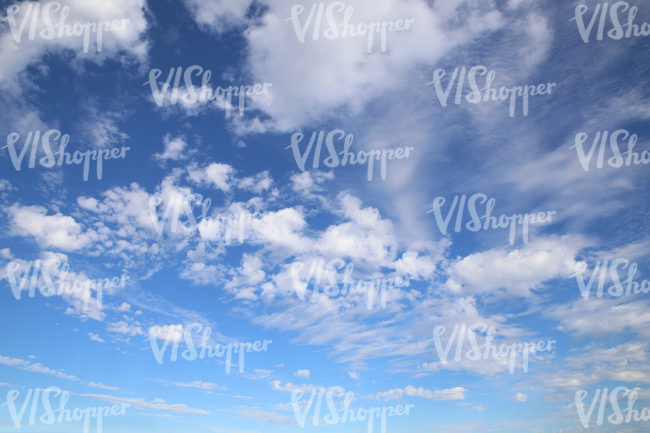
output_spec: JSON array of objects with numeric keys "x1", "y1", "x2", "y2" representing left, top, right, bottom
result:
[
  {"x1": 0, "y1": 0, "x2": 149, "y2": 88},
  {"x1": 81, "y1": 394, "x2": 210, "y2": 415},
  {"x1": 371, "y1": 386, "x2": 466, "y2": 401},
  {"x1": 107, "y1": 321, "x2": 144, "y2": 336},
  {"x1": 445, "y1": 236, "x2": 587, "y2": 297},
  {"x1": 290, "y1": 170, "x2": 333, "y2": 192},
  {"x1": 0, "y1": 354, "x2": 80, "y2": 382},
  {"x1": 293, "y1": 369, "x2": 310, "y2": 379},
  {"x1": 179, "y1": 0, "x2": 512, "y2": 133},
  {"x1": 238, "y1": 171, "x2": 273, "y2": 194},
  {"x1": 78, "y1": 104, "x2": 129, "y2": 149},
  {"x1": 88, "y1": 332, "x2": 106, "y2": 342},
  {"x1": 149, "y1": 324, "x2": 183, "y2": 342},
  {"x1": 183, "y1": 0, "x2": 252, "y2": 33},
  {"x1": 548, "y1": 298, "x2": 650, "y2": 340},
  {"x1": 173, "y1": 381, "x2": 226, "y2": 390},
  {"x1": 8, "y1": 204, "x2": 100, "y2": 252},
  {"x1": 88, "y1": 382, "x2": 120, "y2": 390},
  {"x1": 155, "y1": 134, "x2": 189, "y2": 162},
  {"x1": 238, "y1": 408, "x2": 294, "y2": 425},
  {"x1": 270, "y1": 380, "x2": 319, "y2": 393},
  {"x1": 393, "y1": 250, "x2": 436, "y2": 278},
  {"x1": 247, "y1": 369, "x2": 274, "y2": 380},
  {"x1": 116, "y1": 302, "x2": 131, "y2": 311},
  {"x1": 188, "y1": 163, "x2": 235, "y2": 191},
  {"x1": 515, "y1": 393, "x2": 527, "y2": 402}
]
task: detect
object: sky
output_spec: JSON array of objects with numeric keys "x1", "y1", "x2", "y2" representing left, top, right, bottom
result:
[{"x1": 0, "y1": 0, "x2": 650, "y2": 432}]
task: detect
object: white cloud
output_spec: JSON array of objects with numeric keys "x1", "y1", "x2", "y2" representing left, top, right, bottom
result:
[
  {"x1": 405, "y1": 385, "x2": 466, "y2": 400},
  {"x1": 8, "y1": 204, "x2": 100, "y2": 252},
  {"x1": 180, "y1": 261, "x2": 223, "y2": 285},
  {"x1": 88, "y1": 332, "x2": 106, "y2": 343},
  {"x1": 370, "y1": 386, "x2": 466, "y2": 401},
  {"x1": 116, "y1": 302, "x2": 131, "y2": 312},
  {"x1": 78, "y1": 104, "x2": 129, "y2": 149},
  {"x1": 0, "y1": 0, "x2": 149, "y2": 89},
  {"x1": 154, "y1": 134, "x2": 189, "y2": 162},
  {"x1": 548, "y1": 298, "x2": 650, "y2": 340},
  {"x1": 179, "y1": 0, "x2": 510, "y2": 133},
  {"x1": 238, "y1": 408, "x2": 294, "y2": 425},
  {"x1": 0, "y1": 179, "x2": 15, "y2": 192},
  {"x1": 393, "y1": 250, "x2": 436, "y2": 279},
  {"x1": 348, "y1": 371, "x2": 360, "y2": 380},
  {"x1": 224, "y1": 253, "x2": 266, "y2": 300},
  {"x1": 238, "y1": 171, "x2": 273, "y2": 194},
  {"x1": 149, "y1": 325, "x2": 183, "y2": 342},
  {"x1": 173, "y1": 381, "x2": 226, "y2": 391},
  {"x1": 515, "y1": 393, "x2": 527, "y2": 402},
  {"x1": 81, "y1": 394, "x2": 210, "y2": 415},
  {"x1": 290, "y1": 170, "x2": 333, "y2": 192},
  {"x1": 445, "y1": 236, "x2": 587, "y2": 297},
  {"x1": 88, "y1": 382, "x2": 120, "y2": 390},
  {"x1": 188, "y1": 163, "x2": 235, "y2": 191},
  {"x1": 370, "y1": 388, "x2": 404, "y2": 401},
  {"x1": 0, "y1": 354, "x2": 80, "y2": 382},
  {"x1": 212, "y1": 428, "x2": 261, "y2": 433},
  {"x1": 293, "y1": 369, "x2": 310, "y2": 379},
  {"x1": 107, "y1": 321, "x2": 144, "y2": 337},
  {"x1": 247, "y1": 369, "x2": 274, "y2": 380},
  {"x1": 183, "y1": 0, "x2": 252, "y2": 33},
  {"x1": 270, "y1": 380, "x2": 319, "y2": 393}
]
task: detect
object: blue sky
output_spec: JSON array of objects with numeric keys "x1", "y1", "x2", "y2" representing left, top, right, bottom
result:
[{"x1": 1, "y1": 0, "x2": 650, "y2": 432}]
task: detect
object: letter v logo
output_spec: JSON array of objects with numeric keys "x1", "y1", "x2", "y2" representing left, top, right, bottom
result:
[
  {"x1": 145, "y1": 196, "x2": 180, "y2": 235},
  {"x1": 4, "y1": 389, "x2": 32, "y2": 428},
  {"x1": 5, "y1": 261, "x2": 34, "y2": 300},
  {"x1": 286, "y1": 4, "x2": 317, "y2": 43},
  {"x1": 3, "y1": 4, "x2": 33, "y2": 43},
  {"x1": 428, "y1": 196, "x2": 459, "y2": 236},
  {"x1": 147, "y1": 326, "x2": 179, "y2": 364},
  {"x1": 428, "y1": 325, "x2": 459, "y2": 364},
  {"x1": 574, "y1": 389, "x2": 601, "y2": 428},
  {"x1": 291, "y1": 389, "x2": 318, "y2": 428},
  {"x1": 573, "y1": 4, "x2": 602, "y2": 43},
  {"x1": 573, "y1": 262, "x2": 601, "y2": 300},
  {"x1": 145, "y1": 68, "x2": 176, "y2": 107}
]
